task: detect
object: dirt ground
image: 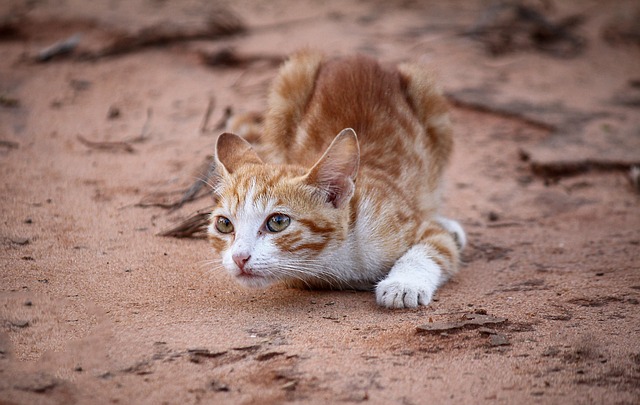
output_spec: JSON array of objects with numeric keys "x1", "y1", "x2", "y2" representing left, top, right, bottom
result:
[{"x1": 1, "y1": 0, "x2": 639, "y2": 404}]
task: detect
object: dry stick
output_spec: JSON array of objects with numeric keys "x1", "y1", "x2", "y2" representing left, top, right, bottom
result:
[
  {"x1": 135, "y1": 189, "x2": 187, "y2": 209},
  {"x1": 629, "y1": 167, "x2": 640, "y2": 193},
  {"x1": 214, "y1": 106, "x2": 233, "y2": 131},
  {"x1": 135, "y1": 187, "x2": 210, "y2": 210},
  {"x1": 159, "y1": 207, "x2": 214, "y2": 238},
  {"x1": 78, "y1": 108, "x2": 152, "y2": 153},
  {"x1": 200, "y1": 96, "x2": 216, "y2": 134},
  {"x1": 0, "y1": 94, "x2": 20, "y2": 107},
  {"x1": 36, "y1": 33, "x2": 82, "y2": 62},
  {"x1": 170, "y1": 158, "x2": 218, "y2": 212},
  {"x1": 136, "y1": 107, "x2": 153, "y2": 142},
  {"x1": 445, "y1": 93, "x2": 555, "y2": 131},
  {"x1": 127, "y1": 107, "x2": 153, "y2": 143},
  {"x1": 77, "y1": 135, "x2": 135, "y2": 153},
  {"x1": 92, "y1": 10, "x2": 245, "y2": 59},
  {"x1": 121, "y1": 107, "x2": 154, "y2": 144},
  {"x1": 0, "y1": 140, "x2": 19, "y2": 149},
  {"x1": 137, "y1": 157, "x2": 216, "y2": 211},
  {"x1": 200, "y1": 48, "x2": 284, "y2": 68},
  {"x1": 530, "y1": 158, "x2": 640, "y2": 179}
]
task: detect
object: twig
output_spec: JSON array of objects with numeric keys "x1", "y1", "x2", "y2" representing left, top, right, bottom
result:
[
  {"x1": 446, "y1": 93, "x2": 555, "y2": 131},
  {"x1": 530, "y1": 158, "x2": 640, "y2": 179},
  {"x1": 135, "y1": 190, "x2": 185, "y2": 209},
  {"x1": 486, "y1": 222, "x2": 524, "y2": 228},
  {"x1": 135, "y1": 188, "x2": 209, "y2": 210},
  {"x1": 127, "y1": 108, "x2": 153, "y2": 143},
  {"x1": 172, "y1": 160, "x2": 218, "y2": 211},
  {"x1": 200, "y1": 48, "x2": 284, "y2": 69},
  {"x1": 77, "y1": 135, "x2": 135, "y2": 153},
  {"x1": 92, "y1": 9, "x2": 245, "y2": 59},
  {"x1": 36, "y1": 33, "x2": 82, "y2": 62},
  {"x1": 136, "y1": 157, "x2": 217, "y2": 211},
  {"x1": 140, "y1": 108, "x2": 153, "y2": 140},
  {"x1": 0, "y1": 140, "x2": 19, "y2": 150},
  {"x1": 0, "y1": 94, "x2": 20, "y2": 108},
  {"x1": 214, "y1": 106, "x2": 233, "y2": 131},
  {"x1": 159, "y1": 208, "x2": 213, "y2": 238},
  {"x1": 629, "y1": 167, "x2": 640, "y2": 193},
  {"x1": 200, "y1": 97, "x2": 216, "y2": 134}
]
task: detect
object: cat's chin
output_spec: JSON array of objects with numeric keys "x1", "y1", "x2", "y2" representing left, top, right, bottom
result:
[{"x1": 233, "y1": 273, "x2": 275, "y2": 289}]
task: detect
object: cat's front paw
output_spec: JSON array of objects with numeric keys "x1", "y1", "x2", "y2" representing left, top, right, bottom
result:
[{"x1": 375, "y1": 278, "x2": 434, "y2": 309}]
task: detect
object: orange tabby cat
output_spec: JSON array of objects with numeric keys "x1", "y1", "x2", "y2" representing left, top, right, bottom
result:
[{"x1": 207, "y1": 50, "x2": 465, "y2": 309}]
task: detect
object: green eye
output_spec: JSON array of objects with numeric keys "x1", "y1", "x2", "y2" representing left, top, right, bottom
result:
[
  {"x1": 266, "y1": 214, "x2": 290, "y2": 233},
  {"x1": 215, "y1": 216, "x2": 234, "y2": 234}
]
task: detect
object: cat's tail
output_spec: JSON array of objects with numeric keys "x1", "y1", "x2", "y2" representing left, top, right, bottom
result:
[
  {"x1": 397, "y1": 64, "x2": 453, "y2": 178},
  {"x1": 263, "y1": 49, "x2": 324, "y2": 161}
]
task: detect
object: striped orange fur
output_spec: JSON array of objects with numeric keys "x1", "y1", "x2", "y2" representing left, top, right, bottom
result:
[{"x1": 207, "y1": 51, "x2": 466, "y2": 308}]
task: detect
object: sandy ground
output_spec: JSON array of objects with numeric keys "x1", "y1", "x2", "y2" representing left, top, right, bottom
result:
[{"x1": 1, "y1": 0, "x2": 639, "y2": 404}]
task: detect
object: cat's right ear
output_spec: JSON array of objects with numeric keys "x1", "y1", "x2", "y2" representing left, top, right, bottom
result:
[
  {"x1": 215, "y1": 133, "x2": 263, "y2": 175},
  {"x1": 305, "y1": 128, "x2": 360, "y2": 209}
]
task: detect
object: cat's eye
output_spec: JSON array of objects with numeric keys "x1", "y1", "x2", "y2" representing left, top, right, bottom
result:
[
  {"x1": 215, "y1": 216, "x2": 234, "y2": 234},
  {"x1": 266, "y1": 214, "x2": 290, "y2": 233}
]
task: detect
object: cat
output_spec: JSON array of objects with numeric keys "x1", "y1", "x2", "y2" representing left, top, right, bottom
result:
[{"x1": 207, "y1": 50, "x2": 466, "y2": 309}]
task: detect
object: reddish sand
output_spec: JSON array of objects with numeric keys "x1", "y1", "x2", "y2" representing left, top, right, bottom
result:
[{"x1": 1, "y1": 1, "x2": 639, "y2": 404}]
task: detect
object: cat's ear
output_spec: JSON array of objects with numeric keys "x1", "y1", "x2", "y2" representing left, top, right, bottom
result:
[
  {"x1": 305, "y1": 128, "x2": 360, "y2": 208},
  {"x1": 215, "y1": 132, "x2": 263, "y2": 175}
]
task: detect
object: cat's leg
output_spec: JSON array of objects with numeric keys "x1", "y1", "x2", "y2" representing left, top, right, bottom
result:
[
  {"x1": 376, "y1": 221, "x2": 463, "y2": 309},
  {"x1": 375, "y1": 245, "x2": 444, "y2": 309},
  {"x1": 435, "y1": 216, "x2": 467, "y2": 250}
]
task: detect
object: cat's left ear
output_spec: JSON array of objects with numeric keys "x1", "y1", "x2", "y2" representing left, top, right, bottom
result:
[
  {"x1": 215, "y1": 132, "x2": 263, "y2": 175},
  {"x1": 305, "y1": 128, "x2": 360, "y2": 209}
]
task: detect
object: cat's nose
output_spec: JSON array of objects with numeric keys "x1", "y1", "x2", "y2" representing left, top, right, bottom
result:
[{"x1": 232, "y1": 252, "x2": 251, "y2": 270}]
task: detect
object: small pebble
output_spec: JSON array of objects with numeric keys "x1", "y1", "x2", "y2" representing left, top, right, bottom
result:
[
  {"x1": 11, "y1": 237, "x2": 30, "y2": 246},
  {"x1": 489, "y1": 334, "x2": 510, "y2": 347},
  {"x1": 107, "y1": 106, "x2": 121, "y2": 119}
]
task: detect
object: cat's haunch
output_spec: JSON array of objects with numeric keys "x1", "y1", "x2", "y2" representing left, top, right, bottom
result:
[{"x1": 207, "y1": 51, "x2": 465, "y2": 309}]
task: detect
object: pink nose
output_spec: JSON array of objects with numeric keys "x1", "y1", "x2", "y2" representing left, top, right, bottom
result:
[{"x1": 232, "y1": 252, "x2": 251, "y2": 270}]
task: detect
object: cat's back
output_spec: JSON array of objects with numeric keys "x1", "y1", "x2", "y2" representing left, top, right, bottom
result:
[
  {"x1": 306, "y1": 55, "x2": 408, "y2": 138},
  {"x1": 264, "y1": 51, "x2": 451, "y2": 183}
]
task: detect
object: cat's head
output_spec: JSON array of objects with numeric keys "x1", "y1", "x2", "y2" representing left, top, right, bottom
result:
[{"x1": 207, "y1": 129, "x2": 359, "y2": 288}]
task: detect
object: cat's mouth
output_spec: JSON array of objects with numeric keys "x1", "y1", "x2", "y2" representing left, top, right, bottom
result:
[
  {"x1": 237, "y1": 269, "x2": 261, "y2": 279},
  {"x1": 234, "y1": 269, "x2": 273, "y2": 288},
  {"x1": 236, "y1": 268, "x2": 267, "y2": 281}
]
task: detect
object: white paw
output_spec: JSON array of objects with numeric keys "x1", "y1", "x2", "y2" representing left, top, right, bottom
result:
[
  {"x1": 375, "y1": 278, "x2": 435, "y2": 309},
  {"x1": 375, "y1": 245, "x2": 442, "y2": 309}
]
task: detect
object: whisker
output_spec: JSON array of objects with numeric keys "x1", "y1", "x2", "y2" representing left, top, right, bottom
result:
[
  {"x1": 202, "y1": 253, "x2": 353, "y2": 289},
  {"x1": 198, "y1": 258, "x2": 225, "y2": 271},
  {"x1": 276, "y1": 263, "x2": 347, "y2": 288}
]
